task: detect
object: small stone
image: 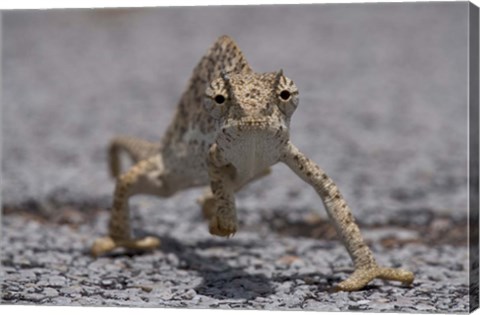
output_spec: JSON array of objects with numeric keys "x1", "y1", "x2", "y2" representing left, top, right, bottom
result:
[
  {"x1": 23, "y1": 293, "x2": 45, "y2": 302},
  {"x1": 415, "y1": 304, "x2": 437, "y2": 311},
  {"x1": 101, "y1": 279, "x2": 114, "y2": 286},
  {"x1": 1, "y1": 291, "x2": 20, "y2": 301},
  {"x1": 3, "y1": 267, "x2": 17, "y2": 273},
  {"x1": 48, "y1": 275, "x2": 67, "y2": 287},
  {"x1": 4, "y1": 285, "x2": 21, "y2": 292},
  {"x1": 14, "y1": 258, "x2": 33, "y2": 268},
  {"x1": 276, "y1": 255, "x2": 301, "y2": 266},
  {"x1": 60, "y1": 285, "x2": 83, "y2": 296},
  {"x1": 50, "y1": 296, "x2": 73, "y2": 305},
  {"x1": 153, "y1": 288, "x2": 174, "y2": 301},
  {"x1": 43, "y1": 287, "x2": 59, "y2": 297},
  {"x1": 166, "y1": 253, "x2": 179, "y2": 266},
  {"x1": 24, "y1": 286, "x2": 37, "y2": 293},
  {"x1": 133, "y1": 285, "x2": 153, "y2": 293},
  {"x1": 22, "y1": 270, "x2": 37, "y2": 280},
  {"x1": 182, "y1": 289, "x2": 197, "y2": 300}
]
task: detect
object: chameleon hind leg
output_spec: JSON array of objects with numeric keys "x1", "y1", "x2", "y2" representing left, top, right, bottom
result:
[
  {"x1": 91, "y1": 154, "x2": 169, "y2": 256},
  {"x1": 108, "y1": 136, "x2": 161, "y2": 178}
]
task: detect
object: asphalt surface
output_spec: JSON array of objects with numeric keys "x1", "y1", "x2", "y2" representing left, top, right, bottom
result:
[{"x1": 1, "y1": 2, "x2": 472, "y2": 312}]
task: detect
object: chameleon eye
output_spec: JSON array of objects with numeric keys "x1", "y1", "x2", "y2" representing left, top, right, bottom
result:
[
  {"x1": 280, "y1": 90, "x2": 291, "y2": 101},
  {"x1": 214, "y1": 95, "x2": 226, "y2": 104}
]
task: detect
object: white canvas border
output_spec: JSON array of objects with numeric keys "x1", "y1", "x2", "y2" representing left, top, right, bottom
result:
[{"x1": 0, "y1": 0, "x2": 479, "y2": 10}]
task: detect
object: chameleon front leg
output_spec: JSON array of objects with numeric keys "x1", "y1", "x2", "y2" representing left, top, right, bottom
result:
[
  {"x1": 206, "y1": 143, "x2": 238, "y2": 237},
  {"x1": 91, "y1": 155, "x2": 166, "y2": 256},
  {"x1": 198, "y1": 167, "x2": 271, "y2": 219},
  {"x1": 281, "y1": 141, "x2": 414, "y2": 291}
]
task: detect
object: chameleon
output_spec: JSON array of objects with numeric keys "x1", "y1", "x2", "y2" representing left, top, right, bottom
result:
[{"x1": 91, "y1": 35, "x2": 414, "y2": 291}]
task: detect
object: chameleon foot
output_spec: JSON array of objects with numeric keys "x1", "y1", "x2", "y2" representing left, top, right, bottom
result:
[
  {"x1": 335, "y1": 265, "x2": 414, "y2": 291},
  {"x1": 91, "y1": 236, "x2": 161, "y2": 257},
  {"x1": 209, "y1": 213, "x2": 237, "y2": 237}
]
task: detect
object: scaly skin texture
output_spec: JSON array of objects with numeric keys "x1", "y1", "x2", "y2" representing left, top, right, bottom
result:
[{"x1": 91, "y1": 35, "x2": 414, "y2": 291}]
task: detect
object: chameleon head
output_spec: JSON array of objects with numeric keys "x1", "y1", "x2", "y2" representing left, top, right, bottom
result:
[{"x1": 203, "y1": 69, "x2": 299, "y2": 138}]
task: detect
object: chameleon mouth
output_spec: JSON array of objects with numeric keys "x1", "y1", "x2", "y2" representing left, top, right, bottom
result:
[
  {"x1": 239, "y1": 121, "x2": 269, "y2": 126},
  {"x1": 222, "y1": 119, "x2": 286, "y2": 134},
  {"x1": 234, "y1": 121, "x2": 272, "y2": 131}
]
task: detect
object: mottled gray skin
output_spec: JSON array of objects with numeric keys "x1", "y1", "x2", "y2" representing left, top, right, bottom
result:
[{"x1": 91, "y1": 35, "x2": 414, "y2": 291}]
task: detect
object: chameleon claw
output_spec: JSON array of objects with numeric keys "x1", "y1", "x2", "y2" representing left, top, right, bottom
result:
[
  {"x1": 334, "y1": 265, "x2": 415, "y2": 291},
  {"x1": 91, "y1": 236, "x2": 161, "y2": 257}
]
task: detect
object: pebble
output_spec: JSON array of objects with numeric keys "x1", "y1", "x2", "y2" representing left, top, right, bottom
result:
[
  {"x1": 61, "y1": 285, "x2": 83, "y2": 294},
  {"x1": 43, "y1": 288, "x2": 59, "y2": 297},
  {"x1": 36, "y1": 275, "x2": 65, "y2": 288},
  {"x1": 181, "y1": 289, "x2": 197, "y2": 300},
  {"x1": 50, "y1": 297, "x2": 73, "y2": 305},
  {"x1": 22, "y1": 293, "x2": 46, "y2": 303},
  {"x1": 415, "y1": 304, "x2": 438, "y2": 311},
  {"x1": 152, "y1": 288, "x2": 174, "y2": 301},
  {"x1": 101, "y1": 279, "x2": 114, "y2": 287},
  {"x1": 166, "y1": 253, "x2": 180, "y2": 267}
]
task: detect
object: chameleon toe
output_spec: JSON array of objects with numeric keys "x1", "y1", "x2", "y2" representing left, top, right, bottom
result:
[{"x1": 91, "y1": 236, "x2": 117, "y2": 257}]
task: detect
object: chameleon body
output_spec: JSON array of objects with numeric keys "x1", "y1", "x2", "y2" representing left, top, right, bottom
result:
[{"x1": 92, "y1": 35, "x2": 414, "y2": 291}]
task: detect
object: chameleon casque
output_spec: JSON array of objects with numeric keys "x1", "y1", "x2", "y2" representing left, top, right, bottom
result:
[{"x1": 91, "y1": 35, "x2": 414, "y2": 291}]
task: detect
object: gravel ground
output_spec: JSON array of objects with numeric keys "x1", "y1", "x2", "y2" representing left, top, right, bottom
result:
[
  {"x1": 1, "y1": 2, "x2": 472, "y2": 312},
  {"x1": 0, "y1": 209, "x2": 470, "y2": 312}
]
